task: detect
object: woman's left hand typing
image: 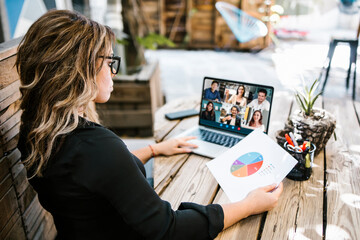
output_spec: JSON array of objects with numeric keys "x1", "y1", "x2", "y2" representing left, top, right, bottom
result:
[{"x1": 152, "y1": 136, "x2": 198, "y2": 156}]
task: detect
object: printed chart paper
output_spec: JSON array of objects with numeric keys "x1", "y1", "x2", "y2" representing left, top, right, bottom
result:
[{"x1": 206, "y1": 129, "x2": 298, "y2": 202}]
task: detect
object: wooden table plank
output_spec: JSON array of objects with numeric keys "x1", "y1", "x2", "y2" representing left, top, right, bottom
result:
[
  {"x1": 261, "y1": 178, "x2": 302, "y2": 239},
  {"x1": 294, "y1": 151, "x2": 325, "y2": 239},
  {"x1": 289, "y1": 96, "x2": 325, "y2": 239},
  {"x1": 159, "y1": 154, "x2": 218, "y2": 209},
  {"x1": 323, "y1": 98, "x2": 360, "y2": 240},
  {"x1": 154, "y1": 154, "x2": 189, "y2": 195},
  {"x1": 154, "y1": 95, "x2": 199, "y2": 142},
  {"x1": 267, "y1": 91, "x2": 294, "y2": 139}
]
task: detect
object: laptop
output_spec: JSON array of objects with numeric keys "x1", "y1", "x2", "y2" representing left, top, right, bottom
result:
[{"x1": 176, "y1": 76, "x2": 274, "y2": 158}]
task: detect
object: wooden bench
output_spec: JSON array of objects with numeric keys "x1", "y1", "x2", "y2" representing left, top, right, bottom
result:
[{"x1": 0, "y1": 38, "x2": 57, "y2": 240}]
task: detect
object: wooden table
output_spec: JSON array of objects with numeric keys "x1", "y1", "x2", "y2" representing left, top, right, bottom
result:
[{"x1": 153, "y1": 92, "x2": 360, "y2": 240}]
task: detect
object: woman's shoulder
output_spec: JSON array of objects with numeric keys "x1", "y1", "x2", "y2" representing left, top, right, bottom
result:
[
  {"x1": 64, "y1": 121, "x2": 131, "y2": 167},
  {"x1": 69, "y1": 119, "x2": 125, "y2": 149},
  {"x1": 83, "y1": 123, "x2": 115, "y2": 136},
  {"x1": 76, "y1": 118, "x2": 116, "y2": 136}
]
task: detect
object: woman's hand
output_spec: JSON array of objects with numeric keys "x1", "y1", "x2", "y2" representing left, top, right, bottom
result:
[
  {"x1": 244, "y1": 183, "x2": 283, "y2": 216},
  {"x1": 152, "y1": 136, "x2": 198, "y2": 156},
  {"x1": 222, "y1": 182, "x2": 283, "y2": 230}
]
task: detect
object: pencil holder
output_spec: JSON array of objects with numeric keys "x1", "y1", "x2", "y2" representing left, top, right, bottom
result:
[{"x1": 284, "y1": 141, "x2": 316, "y2": 181}]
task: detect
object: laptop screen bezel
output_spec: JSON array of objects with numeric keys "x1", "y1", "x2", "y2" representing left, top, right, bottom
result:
[{"x1": 198, "y1": 76, "x2": 275, "y2": 136}]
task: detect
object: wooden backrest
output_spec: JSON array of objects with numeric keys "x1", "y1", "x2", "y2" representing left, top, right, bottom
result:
[{"x1": 0, "y1": 38, "x2": 56, "y2": 239}]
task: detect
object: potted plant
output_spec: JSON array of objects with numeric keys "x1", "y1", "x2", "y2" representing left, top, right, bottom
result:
[{"x1": 276, "y1": 79, "x2": 336, "y2": 156}]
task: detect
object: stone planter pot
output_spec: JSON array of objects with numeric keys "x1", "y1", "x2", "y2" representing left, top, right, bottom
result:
[{"x1": 284, "y1": 108, "x2": 336, "y2": 156}]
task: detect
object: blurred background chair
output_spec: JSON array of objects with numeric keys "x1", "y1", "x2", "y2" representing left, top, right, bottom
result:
[
  {"x1": 215, "y1": 1, "x2": 268, "y2": 43},
  {"x1": 339, "y1": 0, "x2": 359, "y2": 14},
  {"x1": 319, "y1": 15, "x2": 359, "y2": 100}
]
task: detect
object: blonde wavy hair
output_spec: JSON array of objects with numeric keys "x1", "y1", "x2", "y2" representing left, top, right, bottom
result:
[{"x1": 16, "y1": 10, "x2": 115, "y2": 177}]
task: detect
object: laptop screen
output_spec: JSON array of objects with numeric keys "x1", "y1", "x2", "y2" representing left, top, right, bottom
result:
[{"x1": 199, "y1": 76, "x2": 274, "y2": 136}]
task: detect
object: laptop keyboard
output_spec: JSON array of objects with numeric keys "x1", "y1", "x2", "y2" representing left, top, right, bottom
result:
[{"x1": 192, "y1": 129, "x2": 242, "y2": 148}]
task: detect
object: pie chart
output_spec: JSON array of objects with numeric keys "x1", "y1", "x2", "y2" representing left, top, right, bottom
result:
[{"x1": 230, "y1": 152, "x2": 263, "y2": 177}]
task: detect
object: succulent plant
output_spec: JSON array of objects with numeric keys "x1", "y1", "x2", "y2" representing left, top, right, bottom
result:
[
  {"x1": 294, "y1": 79, "x2": 322, "y2": 116},
  {"x1": 278, "y1": 78, "x2": 337, "y2": 156}
]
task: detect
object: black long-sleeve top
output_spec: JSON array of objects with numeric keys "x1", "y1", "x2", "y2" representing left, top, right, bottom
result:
[{"x1": 18, "y1": 118, "x2": 224, "y2": 240}]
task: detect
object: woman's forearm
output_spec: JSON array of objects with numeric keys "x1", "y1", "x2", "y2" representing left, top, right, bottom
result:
[
  {"x1": 221, "y1": 200, "x2": 251, "y2": 229},
  {"x1": 131, "y1": 137, "x2": 198, "y2": 164},
  {"x1": 131, "y1": 146, "x2": 154, "y2": 164}
]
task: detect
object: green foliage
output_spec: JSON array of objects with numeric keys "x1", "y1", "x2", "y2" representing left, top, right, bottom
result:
[
  {"x1": 136, "y1": 33, "x2": 176, "y2": 50},
  {"x1": 116, "y1": 38, "x2": 129, "y2": 45},
  {"x1": 116, "y1": 33, "x2": 175, "y2": 50},
  {"x1": 189, "y1": 8, "x2": 198, "y2": 17},
  {"x1": 295, "y1": 79, "x2": 322, "y2": 116}
]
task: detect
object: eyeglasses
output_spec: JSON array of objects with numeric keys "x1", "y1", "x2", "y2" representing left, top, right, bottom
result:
[{"x1": 99, "y1": 55, "x2": 121, "y2": 75}]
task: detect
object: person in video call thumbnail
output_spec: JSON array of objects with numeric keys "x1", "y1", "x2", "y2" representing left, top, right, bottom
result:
[
  {"x1": 248, "y1": 110, "x2": 265, "y2": 132},
  {"x1": 204, "y1": 80, "x2": 221, "y2": 101},
  {"x1": 247, "y1": 88, "x2": 270, "y2": 112},
  {"x1": 201, "y1": 101, "x2": 216, "y2": 121},
  {"x1": 224, "y1": 85, "x2": 247, "y2": 107},
  {"x1": 221, "y1": 105, "x2": 241, "y2": 127}
]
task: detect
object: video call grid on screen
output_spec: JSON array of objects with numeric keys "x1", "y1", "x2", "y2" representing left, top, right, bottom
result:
[{"x1": 199, "y1": 77, "x2": 274, "y2": 135}]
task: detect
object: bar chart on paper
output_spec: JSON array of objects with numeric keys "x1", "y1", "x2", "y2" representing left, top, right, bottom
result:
[{"x1": 230, "y1": 152, "x2": 263, "y2": 177}]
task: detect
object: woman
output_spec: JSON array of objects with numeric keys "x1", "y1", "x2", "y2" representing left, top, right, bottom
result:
[
  {"x1": 221, "y1": 105, "x2": 242, "y2": 127},
  {"x1": 225, "y1": 85, "x2": 247, "y2": 107},
  {"x1": 248, "y1": 110, "x2": 265, "y2": 132},
  {"x1": 16, "y1": 10, "x2": 282, "y2": 239},
  {"x1": 201, "y1": 101, "x2": 215, "y2": 121}
]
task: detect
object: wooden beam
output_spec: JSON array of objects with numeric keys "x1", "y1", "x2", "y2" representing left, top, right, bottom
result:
[{"x1": 0, "y1": 38, "x2": 21, "y2": 62}]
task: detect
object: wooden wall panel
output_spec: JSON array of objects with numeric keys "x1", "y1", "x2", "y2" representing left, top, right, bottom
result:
[
  {"x1": 0, "y1": 40, "x2": 57, "y2": 239},
  {"x1": 0, "y1": 56, "x2": 19, "y2": 89},
  {"x1": 156, "y1": 0, "x2": 273, "y2": 50},
  {"x1": 0, "y1": 187, "x2": 18, "y2": 230},
  {"x1": 0, "y1": 212, "x2": 26, "y2": 240},
  {"x1": 97, "y1": 61, "x2": 163, "y2": 137}
]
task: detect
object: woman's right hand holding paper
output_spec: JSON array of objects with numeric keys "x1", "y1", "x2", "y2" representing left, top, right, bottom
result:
[{"x1": 221, "y1": 182, "x2": 283, "y2": 230}]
